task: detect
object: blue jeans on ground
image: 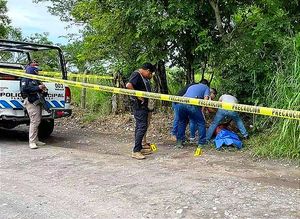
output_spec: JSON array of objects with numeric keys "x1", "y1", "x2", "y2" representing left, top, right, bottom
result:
[
  {"x1": 206, "y1": 109, "x2": 248, "y2": 140},
  {"x1": 176, "y1": 104, "x2": 206, "y2": 145},
  {"x1": 171, "y1": 103, "x2": 196, "y2": 138}
]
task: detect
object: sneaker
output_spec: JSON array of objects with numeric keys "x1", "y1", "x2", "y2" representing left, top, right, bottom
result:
[
  {"x1": 131, "y1": 152, "x2": 146, "y2": 160},
  {"x1": 29, "y1": 143, "x2": 38, "y2": 149},
  {"x1": 189, "y1": 137, "x2": 196, "y2": 144},
  {"x1": 36, "y1": 141, "x2": 46, "y2": 146},
  {"x1": 142, "y1": 143, "x2": 151, "y2": 149},
  {"x1": 169, "y1": 135, "x2": 177, "y2": 141},
  {"x1": 141, "y1": 148, "x2": 152, "y2": 155},
  {"x1": 175, "y1": 141, "x2": 184, "y2": 149}
]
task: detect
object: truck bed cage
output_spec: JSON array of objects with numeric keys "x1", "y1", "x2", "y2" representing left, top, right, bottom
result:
[{"x1": 0, "y1": 39, "x2": 67, "y2": 79}]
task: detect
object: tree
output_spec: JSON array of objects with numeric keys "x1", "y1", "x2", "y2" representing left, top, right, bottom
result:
[{"x1": 0, "y1": 0, "x2": 10, "y2": 38}]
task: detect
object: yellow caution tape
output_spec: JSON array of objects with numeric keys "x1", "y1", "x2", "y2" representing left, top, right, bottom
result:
[{"x1": 1, "y1": 69, "x2": 300, "y2": 121}]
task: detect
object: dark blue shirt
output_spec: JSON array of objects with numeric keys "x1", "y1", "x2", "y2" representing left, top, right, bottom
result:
[{"x1": 184, "y1": 83, "x2": 210, "y2": 99}]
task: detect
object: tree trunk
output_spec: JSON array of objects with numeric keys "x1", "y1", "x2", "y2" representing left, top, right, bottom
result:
[
  {"x1": 152, "y1": 60, "x2": 168, "y2": 107},
  {"x1": 201, "y1": 56, "x2": 208, "y2": 81},
  {"x1": 209, "y1": 0, "x2": 225, "y2": 36},
  {"x1": 112, "y1": 71, "x2": 127, "y2": 114},
  {"x1": 80, "y1": 70, "x2": 88, "y2": 109},
  {"x1": 185, "y1": 54, "x2": 195, "y2": 84},
  {"x1": 154, "y1": 60, "x2": 168, "y2": 94}
]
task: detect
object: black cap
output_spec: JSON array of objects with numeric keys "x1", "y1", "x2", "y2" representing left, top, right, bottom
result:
[{"x1": 141, "y1": 62, "x2": 156, "y2": 73}]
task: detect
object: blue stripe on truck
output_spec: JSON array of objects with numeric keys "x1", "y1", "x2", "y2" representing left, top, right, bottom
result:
[
  {"x1": 11, "y1": 100, "x2": 24, "y2": 108},
  {"x1": 0, "y1": 100, "x2": 65, "y2": 109},
  {"x1": 0, "y1": 100, "x2": 13, "y2": 108}
]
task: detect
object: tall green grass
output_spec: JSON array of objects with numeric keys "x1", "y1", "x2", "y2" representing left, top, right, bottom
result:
[
  {"x1": 69, "y1": 77, "x2": 113, "y2": 120},
  {"x1": 251, "y1": 40, "x2": 300, "y2": 159}
]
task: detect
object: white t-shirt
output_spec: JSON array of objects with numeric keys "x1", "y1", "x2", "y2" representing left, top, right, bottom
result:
[{"x1": 219, "y1": 94, "x2": 238, "y2": 103}]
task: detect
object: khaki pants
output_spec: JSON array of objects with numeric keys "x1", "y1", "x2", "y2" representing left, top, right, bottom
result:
[{"x1": 24, "y1": 98, "x2": 42, "y2": 143}]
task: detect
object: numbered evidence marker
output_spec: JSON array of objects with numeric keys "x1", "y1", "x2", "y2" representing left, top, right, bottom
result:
[
  {"x1": 150, "y1": 143, "x2": 158, "y2": 152},
  {"x1": 194, "y1": 147, "x2": 202, "y2": 157}
]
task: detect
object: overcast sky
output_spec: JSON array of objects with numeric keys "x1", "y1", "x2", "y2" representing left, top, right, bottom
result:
[{"x1": 6, "y1": 0, "x2": 81, "y2": 44}]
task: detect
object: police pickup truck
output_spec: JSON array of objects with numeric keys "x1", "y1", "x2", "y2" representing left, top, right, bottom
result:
[{"x1": 0, "y1": 40, "x2": 72, "y2": 138}]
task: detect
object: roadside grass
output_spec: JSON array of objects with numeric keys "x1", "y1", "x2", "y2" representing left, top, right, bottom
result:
[
  {"x1": 69, "y1": 77, "x2": 113, "y2": 121},
  {"x1": 250, "y1": 40, "x2": 300, "y2": 160}
]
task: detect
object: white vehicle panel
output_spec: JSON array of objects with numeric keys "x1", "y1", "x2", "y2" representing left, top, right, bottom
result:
[{"x1": 0, "y1": 80, "x2": 66, "y2": 117}]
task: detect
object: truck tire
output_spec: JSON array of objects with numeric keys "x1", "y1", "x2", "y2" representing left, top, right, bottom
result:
[{"x1": 38, "y1": 119, "x2": 54, "y2": 139}]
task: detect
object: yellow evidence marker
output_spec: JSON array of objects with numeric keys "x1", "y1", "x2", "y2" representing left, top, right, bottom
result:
[
  {"x1": 194, "y1": 147, "x2": 202, "y2": 157},
  {"x1": 150, "y1": 143, "x2": 158, "y2": 152}
]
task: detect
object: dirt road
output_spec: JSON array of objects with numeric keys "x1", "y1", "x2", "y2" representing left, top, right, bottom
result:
[{"x1": 1, "y1": 126, "x2": 299, "y2": 219}]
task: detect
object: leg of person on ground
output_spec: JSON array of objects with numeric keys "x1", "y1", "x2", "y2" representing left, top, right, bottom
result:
[
  {"x1": 176, "y1": 104, "x2": 188, "y2": 148},
  {"x1": 206, "y1": 109, "x2": 226, "y2": 141},
  {"x1": 171, "y1": 103, "x2": 179, "y2": 139},
  {"x1": 188, "y1": 105, "x2": 206, "y2": 146},
  {"x1": 189, "y1": 118, "x2": 197, "y2": 143},
  {"x1": 229, "y1": 111, "x2": 249, "y2": 138}
]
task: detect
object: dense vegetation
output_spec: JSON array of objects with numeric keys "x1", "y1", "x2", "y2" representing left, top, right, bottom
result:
[{"x1": 1, "y1": 0, "x2": 299, "y2": 159}]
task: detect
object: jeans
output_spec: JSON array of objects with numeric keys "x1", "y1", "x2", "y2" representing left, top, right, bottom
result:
[
  {"x1": 206, "y1": 109, "x2": 248, "y2": 140},
  {"x1": 171, "y1": 103, "x2": 196, "y2": 138},
  {"x1": 171, "y1": 103, "x2": 179, "y2": 135},
  {"x1": 189, "y1": 119, "x2": 197, "y2": 139},
  {"x1": 133, "y1": 108, "x2": 148, "y2": 152},
  {"x1": 177, "y1": 104, "x2": 206, "y2": 145}
]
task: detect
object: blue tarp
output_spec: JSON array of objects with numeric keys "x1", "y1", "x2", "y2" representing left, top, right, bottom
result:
[{"x1": 214, "y1": 129, "x2": 243, "y2": 150}]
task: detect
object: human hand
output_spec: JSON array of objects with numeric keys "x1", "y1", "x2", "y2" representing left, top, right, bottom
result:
[
  {"x1": 138, "y1": 97, "x2": 145, "y2": 104},
  {"x1": 39, "y1": 84, "x2": 46, "y2": 90}
]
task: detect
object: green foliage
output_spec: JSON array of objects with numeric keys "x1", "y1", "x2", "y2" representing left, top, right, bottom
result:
[
  {"x1": 213, "y1": 1, "x2": 299, "y2": 105},
  {"x1": 69, "y1": 77, "x2": 113, "y2": 115},
  {"x1": 0, "y1": 0, "x2": 10, "y2": 38},
  {"x1": 71, "y1": 86, "x2": 112, "y2": 115},
  {"x1": 167, "y1": 67, "x2": 186, "y2": 95},
  {"x1": 251, "y1": 38, "x2": 300, "y2": 159},
  {"x1": 22, "y1": 33, "x2": 62, "y2": 70}
]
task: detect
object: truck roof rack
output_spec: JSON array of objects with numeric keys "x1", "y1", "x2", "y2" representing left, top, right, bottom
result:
[{"x1": 0, "y1": 39, "x2": 67, "y2": 79}]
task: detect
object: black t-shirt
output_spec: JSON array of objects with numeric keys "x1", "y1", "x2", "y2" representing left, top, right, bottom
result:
[{"x1": 128, "y1": 71, "x2": 151, "y2": 108}]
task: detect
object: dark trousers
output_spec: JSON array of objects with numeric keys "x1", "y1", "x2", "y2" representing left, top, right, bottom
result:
[{"x1": 133, "y1": 108, "x2": 148, "y2": 152}]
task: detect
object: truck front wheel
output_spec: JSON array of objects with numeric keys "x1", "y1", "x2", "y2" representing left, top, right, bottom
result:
[{"x1": 38, "y1": 119, "x2": 54, "y2": 139}]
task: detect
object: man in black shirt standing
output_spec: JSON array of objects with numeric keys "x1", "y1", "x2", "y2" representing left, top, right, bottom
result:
[{"x1": 126, "y1": 63, "x2": 156, "y2": 159}]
